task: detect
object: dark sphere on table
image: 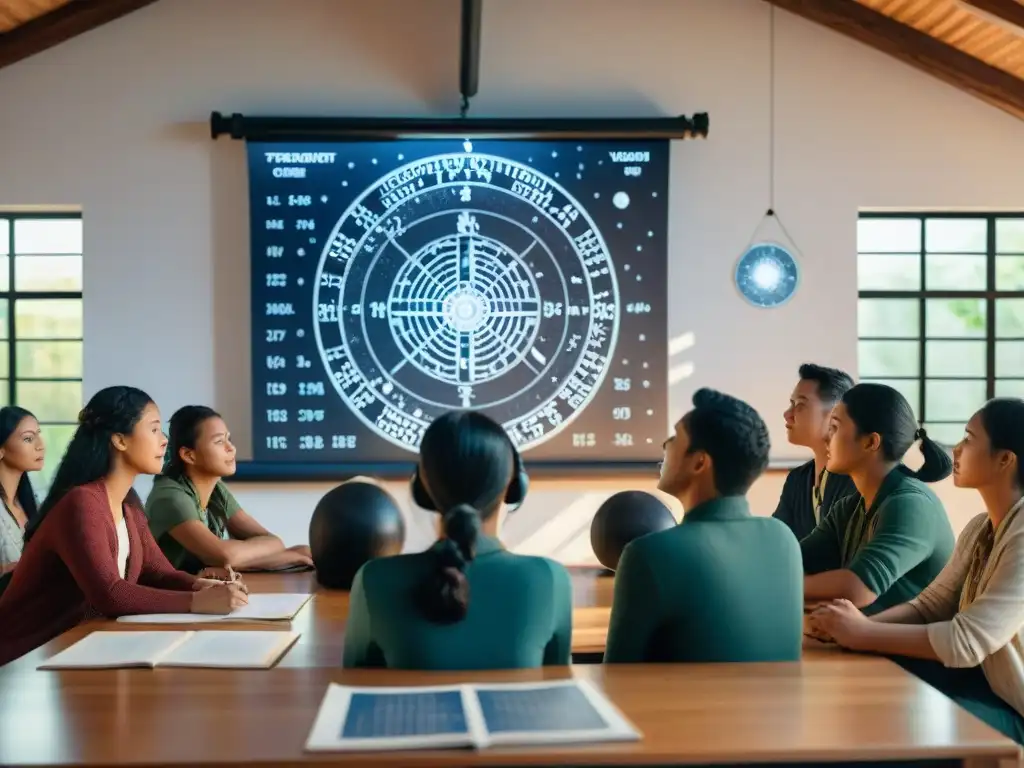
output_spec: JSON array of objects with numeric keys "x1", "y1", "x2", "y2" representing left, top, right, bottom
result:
[
  {"x1": 309, "y1": 478, "x2": 406, "y2": 589},
  {"x1": 590, "y1": 490, "x2": 676, "y2": 571}
]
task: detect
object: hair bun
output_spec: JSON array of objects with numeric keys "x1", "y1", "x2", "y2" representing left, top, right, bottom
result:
[
  {"x1": 77, "y1": 408, "x2": 102, "y2": 430},
  {"x1": 444, "y1": 503, "x2": 480, "y2": 542}
]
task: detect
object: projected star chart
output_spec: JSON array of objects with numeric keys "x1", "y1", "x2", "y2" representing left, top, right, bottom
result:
[{"x1": 247, "y1": 138, "x2": 669, "y2": 465}]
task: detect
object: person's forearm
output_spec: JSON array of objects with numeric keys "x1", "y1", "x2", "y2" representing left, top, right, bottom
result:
[
  {"x1": 217, "y1": 536, "x2": 285, "y2": 568},
  {"x1": 804, "y1": 569, "x2": 877, "y2": 607},
  {"x1": 869, "y1": 602, "x2": 927, "y2": 625},
  {"x1": 851, "y1": 622, "x2": 941, "y2": 661},
  {"x1": 234, "y1": 548, "x2": 309, "y2": 572}
]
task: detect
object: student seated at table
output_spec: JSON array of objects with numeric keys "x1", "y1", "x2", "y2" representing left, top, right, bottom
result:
[
  {"x1": 342, "y1": 410, "x2": 573, "y2": 670},
  {"x1": 0, "y1": 406, "x2": 44, "y2": 581},
  {"x1": 604, "y1": 388, "x2": 803, "y2": 664},
  {"x1": 774, "y1": 364, "x2": 857, "y2": 541},
  {"x1": 810, "y1": 398, "x2": 1024, "y2": 744},
  {"x1": 146, "y1": 405, "x2": 312, "y2": 574},
  {"x1": 801, "y1": 383, "x2": 954, "y2": 615},
  {"x1": 0, "y1": 386, "x2": 247, "y2": 667}
]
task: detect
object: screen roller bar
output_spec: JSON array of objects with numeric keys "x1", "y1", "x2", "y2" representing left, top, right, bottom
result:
[
  {"x1": 209, "y1": 111, "x2": 710, "y2": 141},
  {"x1": 229, "y1": 460, "x2": 663, "y2": 482}
]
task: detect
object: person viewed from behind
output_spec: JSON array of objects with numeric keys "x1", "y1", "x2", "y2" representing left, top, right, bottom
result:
[
  {"x1": 604, "y1": 388, "x2": 803, "y2": 664},
  {"x1": 810, "y1": 398, "x2": 1024, "y2": 744},
  {"x1": 0, "y1": 387, "x2": 247, "y2": 667},
  {"x1": 774, "y1": 364, "x2": 857, "y2": 541},
  {"x1": 0, "y1": 406, "x2": 44, "y2": 577},
  {"x1": 801, "y1": 383, "x2": 954, "y2": 614},
  {"x1": 343, "y1": 410, "x2": 573, "y2": 670},
  {"x1": 146, "y1": 405, "x2": 312, "y2": 574}
]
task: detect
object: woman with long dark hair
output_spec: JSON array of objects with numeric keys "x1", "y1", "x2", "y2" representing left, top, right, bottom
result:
[
  {"x1": 145, "y1": 405, "x2": 311, "y2": 574},
  {"x1": 0, "y1": 406, "x2": 44, "y2": 577},
  {"x1": 800, "y1": 382, "x2": 955, "y2": 614},
  {"x1": 810, "y1": 398, "x2": 1024, "y2": 743},
  {"x1": 342, "y1": 410, "x2": 573, "y2": 670},
  {"x1": 0, "y1": 386, "x2": 247, "y2": 667}
]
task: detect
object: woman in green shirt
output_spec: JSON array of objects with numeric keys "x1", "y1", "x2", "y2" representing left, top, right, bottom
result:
[
  {"x1": 809, "y1": 398, "x2": 1024, "y2": 744},
  {"x1": 145, "y1": 406, "x2": 312, "y2": 574},
  {"x1": 801, "y1": 383, "x2": 955, "y2": 614},
  {"x1": 342, "y1": 410, "x2": 573, "y2": 670}
]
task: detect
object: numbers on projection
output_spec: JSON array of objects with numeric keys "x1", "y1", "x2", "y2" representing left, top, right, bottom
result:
[{"x1": 313, "y1": 149, "x2": 621, "y2": 452}]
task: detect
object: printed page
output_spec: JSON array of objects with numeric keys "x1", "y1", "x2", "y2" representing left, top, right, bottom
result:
[
  {"x1": 470, "y1": 679, "x2": 642, "y2": 748},
  {"x1": 116, "y1": 593, "x2": 313, "y2": 624},
  {"x1": 158, "y1": 630, "x2": 300, "y2": 668},
  {"x1": 38, "y1": 631, "x2": 192, "y2": 670},
  {"x1": 305, "y1": 684, "x2": 477, "y2": 752}
]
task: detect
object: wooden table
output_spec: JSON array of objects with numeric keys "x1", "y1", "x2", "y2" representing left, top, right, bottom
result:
[
  {"x1": 0, "y1": 659, "x2": 1016, "y2": 766},
  {"x1": 0, "y1": 571, "x2": 1019, "y2": 766},
  {"x1": 7, "y1": 570, "x2": 617, "y2": 668}
]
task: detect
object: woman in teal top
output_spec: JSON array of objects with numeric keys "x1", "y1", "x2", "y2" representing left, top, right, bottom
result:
[
  {"x1": 801, "y1": 383, "x2": 955, "y2": 615},
  {"x1": 342, "y1": 410, "x2": 573, "y2": 670}
]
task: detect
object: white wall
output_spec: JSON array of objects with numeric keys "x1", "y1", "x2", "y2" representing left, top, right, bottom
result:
[{"x1": 0, "y1": 0, "x2": 1021, "y2": 558}]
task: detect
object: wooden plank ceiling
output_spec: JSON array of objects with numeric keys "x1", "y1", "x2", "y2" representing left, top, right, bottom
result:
[{"x1": 0, "y1": 0, "x2": 1022, "y2": 120}]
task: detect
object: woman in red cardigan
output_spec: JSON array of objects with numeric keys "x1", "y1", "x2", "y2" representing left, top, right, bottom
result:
[{"x1": 0, "y1": 385, "x2": 248, "y2": 667}]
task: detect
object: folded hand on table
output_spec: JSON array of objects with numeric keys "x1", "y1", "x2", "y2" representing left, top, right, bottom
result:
[{"x1": 807, "y1": 599, "x2": 871, "y2": 649}]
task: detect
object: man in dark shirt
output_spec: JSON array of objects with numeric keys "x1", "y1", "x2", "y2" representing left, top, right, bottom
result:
[
  {"x1": 773, "y1": 363, "x2": 857, "y2": 541},
  {"x1": 604, "y1": 388, "x2": 803, "y2": 664}
]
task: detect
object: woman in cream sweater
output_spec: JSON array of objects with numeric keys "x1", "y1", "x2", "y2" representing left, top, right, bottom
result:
[{"x1": 810, "y1": 397, "x2": 1024, "y2": 744}]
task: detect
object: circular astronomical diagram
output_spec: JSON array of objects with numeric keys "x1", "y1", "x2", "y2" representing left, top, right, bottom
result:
[
  {"x1": 734, "y1": 242, "x2": 800, "y2": 308},
  {"x1": 313, "y1": 148, "x2": 621, "y2": 453}
]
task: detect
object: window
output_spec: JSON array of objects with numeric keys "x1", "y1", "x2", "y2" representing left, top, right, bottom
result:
[
  {"x1": 857, "y1": 213, "x2": 1024, "y2": 446},
  {"x1": 0, "y1": 213, "x2": 83, "y2": 493}
]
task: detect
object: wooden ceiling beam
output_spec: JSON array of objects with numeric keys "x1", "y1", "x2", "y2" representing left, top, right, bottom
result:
[
  {"x1": 762, "y1": 0, "x2": 1024, "y2": 121},
  {"x1": 0, "y1": 0, "x2": 159, "y2": 70},
  {"x1": 958, "y1": 0, "x2": 1024, "y2": 35}
]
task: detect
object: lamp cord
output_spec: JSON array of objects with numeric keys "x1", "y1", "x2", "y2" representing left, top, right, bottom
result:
[{"x1": 768, "y1": 2, "x2": 775, "y2": 217}]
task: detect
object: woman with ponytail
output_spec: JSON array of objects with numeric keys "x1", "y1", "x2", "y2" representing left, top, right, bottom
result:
[
  {"x1": 810, "y1": 398, "x2": 1024, "y2": 743},
  {"x1": 342, "y1": 410, "x2": 573, "y2": 670},
  {"x1": 0, "y1": 386, "x2": 247, "y2": 667},
  {"x1": 800, "y1": 382, "x2": 955, "y2": 614}
]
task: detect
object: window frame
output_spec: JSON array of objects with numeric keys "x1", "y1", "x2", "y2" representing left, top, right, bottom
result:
[
  {"x1": 858, "y1": 211, "x2": 1024, "y2": 435},
  {"x1": 0, "y1": 211, "x2": 84, "y2": 480}
]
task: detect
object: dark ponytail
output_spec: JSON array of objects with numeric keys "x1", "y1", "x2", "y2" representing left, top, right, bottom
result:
[
  {"x1": 417, "y1": 503, "x2": 481, "y2": 623},
  {"x1": 842, "y1": 383, "x2": 952, "y2": 484},
  {"x1": 908, "y1": 427, "x2": 954, "y2": 483},
  {"x1": 412, "y1": 411, "x2": 516, "y2": 624}
]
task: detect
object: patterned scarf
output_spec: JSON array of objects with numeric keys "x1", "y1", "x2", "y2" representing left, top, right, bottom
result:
[
  {"x1": 841, "y1": 497, "x2": 876, "y2": 568},
  {"x1": 960, "y1": 497, "x2": 1024, "y2": 610}
]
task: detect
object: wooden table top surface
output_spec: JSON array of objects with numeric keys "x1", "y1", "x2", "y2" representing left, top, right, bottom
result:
[{"x1": 0, "y1": 571, "x2": 1018, "y2": 766}]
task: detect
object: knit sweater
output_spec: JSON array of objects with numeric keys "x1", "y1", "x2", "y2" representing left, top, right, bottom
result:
[{"x1": 0, "y1": 480, "x2": 196, "y2": 667}]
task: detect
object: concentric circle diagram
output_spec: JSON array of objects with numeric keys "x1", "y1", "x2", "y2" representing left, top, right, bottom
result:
[{"x1": 313, "y1": 150, "x2": 621, "y2": 453}]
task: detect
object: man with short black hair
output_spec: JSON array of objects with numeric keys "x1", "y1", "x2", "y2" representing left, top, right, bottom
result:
[
  {"x1": 773, "y1": 363, "x2": 857, "y2": 540},
  {"x1": 604, "y1": 388, "x2": 803, "y2": 664}
]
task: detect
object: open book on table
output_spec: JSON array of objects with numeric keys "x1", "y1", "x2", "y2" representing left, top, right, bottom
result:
[
  {"x1": 305, "y1": 679, "x2": 641, "y2": 752},
  {"x1": 114, "y1": 593, "x2": 312, "y2": 624},
  {"x1": 38, "y1": 630, "x2": 299, "y2": 670}
]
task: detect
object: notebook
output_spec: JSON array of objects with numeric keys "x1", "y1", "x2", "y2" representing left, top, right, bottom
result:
[
  {"x1": 38, "y1": 630, "x2": 299, "y2": 670},
  {"x1": 304, "y1": 679, "x2": 641, "y2": 752},
  {"x1": 115, "y1": 593, "x2": 312, "y2": 624}
]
